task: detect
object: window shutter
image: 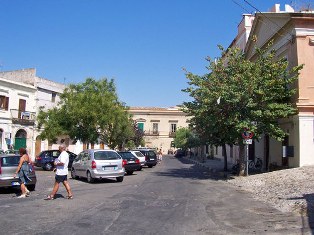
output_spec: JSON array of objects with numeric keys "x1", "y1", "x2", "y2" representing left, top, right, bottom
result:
[{"x1": 5, "y1": 97, "x2": 9, "y2": 110}]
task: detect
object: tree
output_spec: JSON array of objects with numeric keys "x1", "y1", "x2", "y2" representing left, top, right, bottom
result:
[
  {"x1": 37, "y1": 78, "x2": 135, "y2": 149},
  {"x1": 173, "y1": 127, "x2": 201, "y2": 150},
  {"x1": 183, "y1": 43, "x2": 303, "y2": 175}
]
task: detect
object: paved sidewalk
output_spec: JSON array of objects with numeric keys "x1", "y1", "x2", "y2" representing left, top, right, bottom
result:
[{"x1": 183, "y1": 156, "x2": 234, "y2": 177}]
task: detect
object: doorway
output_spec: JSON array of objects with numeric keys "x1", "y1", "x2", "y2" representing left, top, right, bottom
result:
[{"x1": 14, "y1": 129, "x2": 27, "y2": 150}]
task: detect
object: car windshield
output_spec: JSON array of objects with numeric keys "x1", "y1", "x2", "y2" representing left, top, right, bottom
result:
[
  {"x1": 1, "y1": 156, "x2": 20, "y2": 167},
  {"x1": 94, "y1": 151, "x2": 121, "y2": 160},
  {"x1": 134, "y1": 152, "x2": 144, "y2": 158},
  {"x1": 119, "y1": 152, "x2": 135, "y2": 160},
  {"x1": 145, "y1": 151, "x2": 156, "y2": 157}
]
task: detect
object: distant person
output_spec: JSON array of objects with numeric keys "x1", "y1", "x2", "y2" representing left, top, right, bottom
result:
[
  {"x1": 14, "y1": 148, "x2": 32, "y2": 198},
  {"x1": 158, "y1": 149, "x2": 163, "y2": 163},
  {"x1": 45, "y1": 144, "x2": 73, "y2": 200}
]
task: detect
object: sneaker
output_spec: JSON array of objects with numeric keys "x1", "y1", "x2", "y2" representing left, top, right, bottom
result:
[
  {"x1": 17, "y1": 194, "x2": 26, "y2": 198},
  {"x1": 26, "y1": 189, "x2": 30, "y2": 196}
]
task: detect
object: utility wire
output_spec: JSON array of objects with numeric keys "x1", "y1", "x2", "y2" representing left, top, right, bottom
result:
[
  {"x1": 243, "y1": 0, "x2": 295, "y2": 38},
  {"x1": 231, "y1": 0, "x2": 252, "y2": 14}
]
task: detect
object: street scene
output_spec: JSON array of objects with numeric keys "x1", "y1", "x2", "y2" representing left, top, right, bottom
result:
[
  {"x1": 0, "y1": 156, "x2": 312, "y2": 235},
  {"x1": 1, "y1": 1, "x2": 314, "y2": 235}
]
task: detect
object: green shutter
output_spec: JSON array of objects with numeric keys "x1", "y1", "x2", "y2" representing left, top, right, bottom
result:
[{"x1": 138, "y1": 123, "x2": 144, "y2": 131}]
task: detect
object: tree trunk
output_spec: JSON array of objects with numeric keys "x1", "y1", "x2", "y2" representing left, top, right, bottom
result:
[
  {"x1": 238, "y1": 144, "x2": 245, "y2": 176},
  {"x1": 222, "y1": 144, "x2": 228, "y2": 171}
]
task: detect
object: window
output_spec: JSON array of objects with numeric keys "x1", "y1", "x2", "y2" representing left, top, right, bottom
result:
[
  {"x1": 153, "y1": 123, "x2": 158, "y2": 134},
  {"x1": 94, "y1": 151, "x2": 121, "y2": 160},
  {"x1": 52, "y1": 93, "x2": 56, "y2": 102},
  {"x1": 138, "y1": 123, "x2": 144, "y2": 131},
  {"x1": 0, "y1": 96, "x2": 9, "y2": 110},
  {"x1": 170, "y1": 123, "x2": 177, "y2": 133}
]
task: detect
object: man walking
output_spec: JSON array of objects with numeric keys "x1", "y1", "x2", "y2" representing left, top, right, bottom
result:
[{"x1": 45, "y1": 144, "x2": 73, "y2": 200}]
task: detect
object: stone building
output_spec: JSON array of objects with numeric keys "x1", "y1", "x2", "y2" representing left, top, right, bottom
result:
[{"x1": 128, "y1": 106, "x2": 189, "y2": 154}]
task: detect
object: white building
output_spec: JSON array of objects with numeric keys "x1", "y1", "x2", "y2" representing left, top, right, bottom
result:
[
  {"x1": 0, "y1": 68, "x2": 65, "y2": 159},
  {"x1": 0, "y1": 77, "x2": 37, "y2": 156}
]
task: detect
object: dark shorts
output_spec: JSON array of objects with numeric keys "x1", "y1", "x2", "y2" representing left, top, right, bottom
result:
[{"x1": 55, "y1": 175, "x2": 68, "y2": 183}]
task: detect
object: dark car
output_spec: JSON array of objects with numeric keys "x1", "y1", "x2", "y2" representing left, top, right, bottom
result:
[
  {"x1": 118, "y1": 151, "x2": 141, "y2": 175},
  {"x1": 174, "y1": 149, "x2": 185, "y2": 158},
  {"x1": 0, "y1": 154, "x2": 37, "y2": 191},
  {"x1": 133, "y1": 149, "x2": 158, "y2": 168},
  {"x1": 35, "y1": 150, "x2": 77, "y2": 171}
]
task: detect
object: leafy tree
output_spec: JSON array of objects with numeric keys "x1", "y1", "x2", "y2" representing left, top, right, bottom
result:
[
  {"x1": 37, "y1": 78, "x2": 135, "y2": 149},
  {"x1": 183, "y1": 43, "x2": 303, "y2": 175},
  {"x1": 174, "y1": 127, "x2": 201, "y2": 150}
]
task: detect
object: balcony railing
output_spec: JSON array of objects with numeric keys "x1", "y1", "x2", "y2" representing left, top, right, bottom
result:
[
  {"x1": 10, "y1": 109, "x2": 36, "y2": 125},
  {"x1": 169, "y1": 132, "x2": 176, "y2": 137},
  {"x1": 144, "y1": 131, "x2": 160, "y2": 136}
]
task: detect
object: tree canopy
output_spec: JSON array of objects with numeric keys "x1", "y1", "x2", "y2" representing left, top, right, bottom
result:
[
  {"x1": 182, "y1": 43, "x2": 303, "y2": 174},
  {"x1": 37, "y1": 78, "x2": 139, "y2": 149}
]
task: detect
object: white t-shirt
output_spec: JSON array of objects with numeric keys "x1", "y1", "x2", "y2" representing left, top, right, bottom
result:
[{"x1": 55, "y1": 151, "x2": 69, "y2": 176}]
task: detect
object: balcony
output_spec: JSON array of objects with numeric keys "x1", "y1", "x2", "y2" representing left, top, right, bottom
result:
[
  {"x1": 145, "y1": 131, "x2": 159, "y2": 136},
  {"x1": 169, "y1": 132, "x2": 176, "y2": 137},
  {"x1": 10, "y1": 109, "x2": 36, "y2": 126}
]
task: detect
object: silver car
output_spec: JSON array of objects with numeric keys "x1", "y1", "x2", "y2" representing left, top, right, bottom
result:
[
  {"x1": 71, "y1": 149, "x2": 125, "y2": 183},
  {"x1": 0, "y1": 154, "x2": 37, "y2": 191}
]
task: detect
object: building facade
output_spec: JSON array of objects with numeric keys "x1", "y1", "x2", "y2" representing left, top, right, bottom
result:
[
  {"x1": 0, "y1": 68, "x2": 65, "y2": 160},
  {"x1": 211, "y1": 4, "x2": 314, "y2": 169},
  {"x1": 128, "y1": 107, "x2": 189, "y2": 154}
]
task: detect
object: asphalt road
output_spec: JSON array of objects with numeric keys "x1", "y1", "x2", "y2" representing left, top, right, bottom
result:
[{"x1": 0, "y1": 156, "x2": 312, "y2": 235}]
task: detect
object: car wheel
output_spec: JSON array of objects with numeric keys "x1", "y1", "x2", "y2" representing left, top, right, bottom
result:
[
  {"x1": 71, "y1": 168, "x2": 78, "y2": 179},
  {"x1": 45, "y1": 162, "x2": 53, "y2": 171},
  {"x1": 116, "y1": 176, "x2": 124, "y2": 182},
  {"x1": 27, "y1": 184, "x2": 36, "y2": 191},
  {"x1": 87, "y1": 171, "x2": 94, "y2": 183},
  {"x1": 126, "y1": 171, "x2": 133, "y2": 175},
  {"x1": 138, "y1": 166, "x2": 142, "y2": 171},
  {"x1": 148, "y1": 165, "x2": 153, "y2": 168}
]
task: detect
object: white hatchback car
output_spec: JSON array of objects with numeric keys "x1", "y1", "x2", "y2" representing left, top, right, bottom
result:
[
  {"x1": 129, "y1": 151, "x2": 146, "y2": 170},
  {"x1": 71, "y1": 149, "x2": 125, "y2": 183}
]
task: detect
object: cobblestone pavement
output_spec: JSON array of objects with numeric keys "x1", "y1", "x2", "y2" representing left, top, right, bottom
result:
[{"x1": 184, "y1": 156, "x2": 314, "y2": 217}]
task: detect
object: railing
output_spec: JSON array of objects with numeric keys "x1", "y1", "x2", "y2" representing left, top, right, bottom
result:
[
  {"x1": 144, "y1": 131, "x2": 160, "y2": 136},
  {"x1": 10, "y1": 109, "x2": 36, "y2": 125},
  {"x1": 169, "y1": 132, "x2": 176, "y2": 137}
]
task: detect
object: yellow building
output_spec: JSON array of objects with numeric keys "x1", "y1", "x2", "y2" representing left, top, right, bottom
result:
[{"x1": 129, "y1": 106, "x2": 189, "y2": 154}]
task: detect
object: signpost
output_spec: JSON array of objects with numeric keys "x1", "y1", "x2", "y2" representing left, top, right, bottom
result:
[{"x1": 242, "y1": 129, "x2": 254, "y2": 176}]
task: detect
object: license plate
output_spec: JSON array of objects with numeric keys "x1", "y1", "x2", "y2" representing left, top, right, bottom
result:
[
  {"x1": 150, "y1": 158, "x2": 154, "y2": 160},
  {"x1": 103, "y1": 166, "x2": 118, "y2": 171},
  {"x1": 12, "y1": 182, "x2": 20, "y2": 186},
  {"x1": 128, "y1": 161, "x2": 134, "y2": 163}
]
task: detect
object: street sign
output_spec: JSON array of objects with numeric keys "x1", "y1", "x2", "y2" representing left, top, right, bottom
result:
[
  {"x1": 243, "y1": 139, "x2": 253, "y2": 145},
  {"x1": 242, "y1": 129, "x2": 254, "y2": 139}
]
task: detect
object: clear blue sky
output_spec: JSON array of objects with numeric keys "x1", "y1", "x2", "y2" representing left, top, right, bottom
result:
[{"x1": 0, "y1": 0, "x2": 295, "y2": 107}]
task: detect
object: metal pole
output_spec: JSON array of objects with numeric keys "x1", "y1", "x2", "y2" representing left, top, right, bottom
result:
[{"x1": 245, "y1": 144, "x2": 249, "y2": 176}]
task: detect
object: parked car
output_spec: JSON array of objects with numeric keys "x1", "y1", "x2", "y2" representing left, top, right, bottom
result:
[
  {"x1": 133, "y1": 149, "x2": 158, "y2": 168},
  {"x1": 5, "y1": 149, "x2": 20, "y2": 155},
  {"x1": 35, "y1": 150, "x2": 77, "y2": 171},
  {"x1": 129, "y1": 150, "x2": 146, "y2": 170},
  {"x1": 174, "y1": 149, "x2": 185, "y2": 158},
  {"x1": 118, "y1": 151, "x2": 141, "y2": 175},
  {"x1": 71, "y1": 149, "x2": 125, "y2": 183},
  {"x1": 0, "y1": 154, "x2": 37, "y2": 191}
]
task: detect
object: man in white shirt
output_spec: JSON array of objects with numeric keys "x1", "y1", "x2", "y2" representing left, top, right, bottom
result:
[{"x1": 45, "y1": 144, "x2": 73, "y2": 200}]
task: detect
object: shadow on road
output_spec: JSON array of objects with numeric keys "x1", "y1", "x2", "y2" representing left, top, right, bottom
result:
[
  {"x1": 287, "y1": 193, "x2": 314, "y2": 234},
  {"x1": 153, "y1": 156, "x2": 227, "y2": 181}
]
